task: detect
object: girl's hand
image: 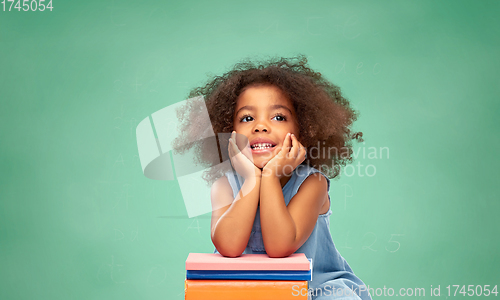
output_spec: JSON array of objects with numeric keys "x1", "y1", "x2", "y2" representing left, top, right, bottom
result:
[
  {"x1": 262, "y1": 133, "x2": 306, "y2": 179},
  {"x1": 228, "y1": 131, "x2": 262, "y2": 180}
]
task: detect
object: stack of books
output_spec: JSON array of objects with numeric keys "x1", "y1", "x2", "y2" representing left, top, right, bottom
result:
[{"x1": 184, "y1": 253, "x2": 312, "y2": 300}]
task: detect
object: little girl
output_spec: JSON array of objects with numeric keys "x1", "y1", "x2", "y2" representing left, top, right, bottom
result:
[{"x1": 174, "y1": 56, "x2": 371, "y2": 300}]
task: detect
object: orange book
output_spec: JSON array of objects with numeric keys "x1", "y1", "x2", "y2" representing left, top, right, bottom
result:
[{"x1": 184, "y1": 279, "x2": 308, "y2": 300}]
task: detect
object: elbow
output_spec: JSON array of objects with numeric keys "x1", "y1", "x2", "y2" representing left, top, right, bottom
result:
[
  {"x1": 265, "y1": 246, "x2": 295, "y2": 258},
  {"x1": 264, "y1": 237, "x2": 296, "y2": 258},
  {"x1": 214, "y1": 246, "x2": 244, "y2": 258},
  {"x1": 219, "y1": 250, "x2": 243, "y2": 258},
  {"x1": 212, "y1": 236, "x2": 245, "y2": 258},
  {"x1": 267, "y1": 251, "x2": 294, "y2": 258}
]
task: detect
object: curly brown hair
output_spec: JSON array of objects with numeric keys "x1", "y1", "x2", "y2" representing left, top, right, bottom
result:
[{"x1": 172, "y1": 55, "x2": 362, "y2": 185}]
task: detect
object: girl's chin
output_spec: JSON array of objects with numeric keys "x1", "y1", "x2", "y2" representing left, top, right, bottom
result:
[
  {"x1": 251, "y1": 152, "x2": 277, "y2": 168},
  {"x1": 254, "y1": 163, "x2": 266, "y2": 170},
  {"x1": 253, "y1": 160, "x2": 270, "y2": 170}
]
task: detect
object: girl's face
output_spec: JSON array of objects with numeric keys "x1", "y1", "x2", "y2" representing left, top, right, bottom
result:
[{"x1": 233, "y1": 84, "x2": 300, "y2": 169}]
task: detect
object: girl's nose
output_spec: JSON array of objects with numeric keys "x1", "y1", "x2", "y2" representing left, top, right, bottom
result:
[{"x1": 253, "y1": 123, "x2": 268, "y2": 132}]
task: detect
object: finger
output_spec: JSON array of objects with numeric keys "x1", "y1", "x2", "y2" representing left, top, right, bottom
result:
[
  {"x1": 228, "y1": 140, "x2": 240, "y2": 170},
  {"x1": 230, "y1": 138, "x2": 242, "y2": 157},
  {"x1": 228, "y1": 138, "x2": 235, "y2": 159},
  {"x1": 296, "y1": 140, "x2": 306, "y2": 157},
  {"x1": 289, "y1": 134, "x2": 299, "y2": 159},
  {"x1": 301, "y1": 145, "x2": 307, "y2": 158},
  {"x1": 228, "y1": 132, "x2": 235, "y2": 154},
  {"x1": 231, "y1": 131, "x2": 239, "y2": 152},
  {"x1": 297, "y1": 145, "x2": 307, "y2": 164},
  {"x1": 281, "y1": 133, "x2": 291, "y2": 154}
]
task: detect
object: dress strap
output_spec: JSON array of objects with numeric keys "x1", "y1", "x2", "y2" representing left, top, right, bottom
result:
[
  {"x1": 291, "y1": 165, "x2": 331, "y2": 196},
  {"x1": 224, "y1": 165, "x2": 244, "y2": 199}
]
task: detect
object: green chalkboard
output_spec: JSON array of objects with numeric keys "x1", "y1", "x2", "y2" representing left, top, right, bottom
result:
[{"x1": 1, "y1": 0, "x2": 499, "y2": 299}]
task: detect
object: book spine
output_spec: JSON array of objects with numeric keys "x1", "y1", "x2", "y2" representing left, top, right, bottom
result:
[
  {"x1": 185, "y1": 280, "x2": 308, "y2": 300},
  {"x1": 186, "y1": 270, "x2": 311, "y2": 281}
]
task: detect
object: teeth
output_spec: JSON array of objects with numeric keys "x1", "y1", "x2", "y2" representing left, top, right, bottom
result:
[{"x1": 252, "y1": 143, "x2": 274, "y2": 150}]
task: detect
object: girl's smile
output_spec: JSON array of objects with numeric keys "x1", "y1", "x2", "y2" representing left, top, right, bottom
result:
[
  {"x1": 249, "y1": 136, "x2": 276, "y2": 153},
  {"x1": 233, "y1": 84, "x2": 300, "y2": 169}
]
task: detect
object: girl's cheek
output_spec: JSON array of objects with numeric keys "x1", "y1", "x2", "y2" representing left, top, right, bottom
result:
[{"x1": 233, "y1": 133, "x2": 250, "y2": 149}]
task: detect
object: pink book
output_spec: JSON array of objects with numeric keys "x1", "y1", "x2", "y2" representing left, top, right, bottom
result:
[{"x1": 185, "y1": 253, "x2": 310, "y2": 271}]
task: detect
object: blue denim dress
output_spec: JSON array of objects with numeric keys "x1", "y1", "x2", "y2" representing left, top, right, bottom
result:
[{"x1": 214, "y1": 164, "x2": 372, "y2": 300}]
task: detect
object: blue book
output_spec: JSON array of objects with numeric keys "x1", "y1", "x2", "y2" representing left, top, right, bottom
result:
[{"x1": 186, "y1": 259, "x2": 313, "y2": 280}]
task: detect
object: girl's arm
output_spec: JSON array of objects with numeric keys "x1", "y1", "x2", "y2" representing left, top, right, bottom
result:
[
  {"x1": 210, "y1": 175, "x2": 261, "y2": 257},
  {"x1": 260, "y1": 172, "x2": 328, "y2": 257},
  {"x1": 211, "y1": 131, "x2": 263, "y2": 257},
  {"x1": 259, "y1": 133, "x2": 328, "y2": 257}
]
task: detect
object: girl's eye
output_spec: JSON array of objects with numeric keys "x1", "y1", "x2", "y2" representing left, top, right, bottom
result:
[
  {"x1": 272, "y1": 114, "x2": 286, "y2": 121},
  {"x1": 240, "y1": 115, "x2": 254, "y2": 122}
]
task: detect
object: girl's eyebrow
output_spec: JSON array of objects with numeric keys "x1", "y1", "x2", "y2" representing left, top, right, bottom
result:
[{"x1": 235, "y1": 104, "x2": 293, "y2": 115}]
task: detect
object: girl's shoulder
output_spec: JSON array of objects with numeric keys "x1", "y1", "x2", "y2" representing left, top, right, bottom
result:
[
  {"x1": 212, "y1": 175, "x2": 230, "y2": 189},
  {"x1": 210, "y1": 175, "x2": 232, "y2": 197},
  {"x1": 294, "y1": 164, "x2": 330, "y2": 192},
  {"x1": 210, "y1": 176, "x2": 236, "y2": 211}
]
